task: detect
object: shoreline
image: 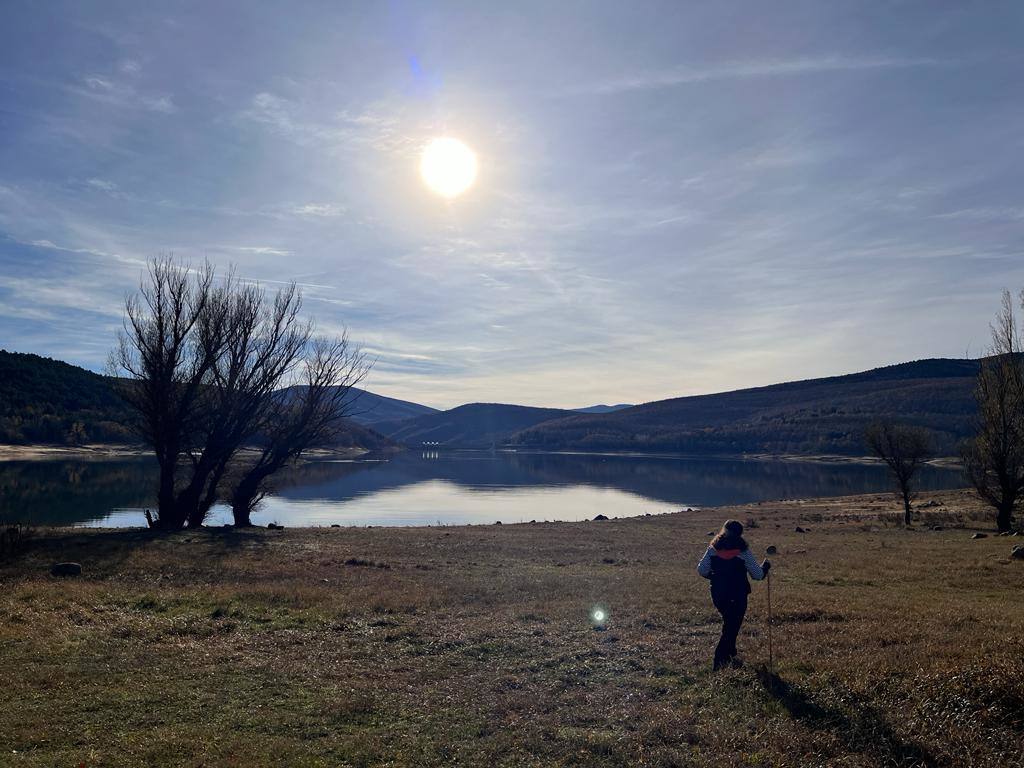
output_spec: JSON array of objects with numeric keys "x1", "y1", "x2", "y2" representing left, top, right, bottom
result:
[
  {"x1": 0, "y1": 443, "x2": 371, "y2": 461},
  {"x1": 0, "y1": 443, "x2": 964, "y2": 468},
  {"x1": 31, "y1": 486, "x2": 986, "y2": 533}
]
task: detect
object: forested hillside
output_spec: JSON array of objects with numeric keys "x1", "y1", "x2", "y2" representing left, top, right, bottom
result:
[
  {"x1": 0, "y1": 350, "x2": 394, "y2": 450},
  {"x1": 0, "y1": 350, "x2": 135, "y2": 444},
  {"x1": 514, "y1": 359, "x2": 981, "y2": 456}
]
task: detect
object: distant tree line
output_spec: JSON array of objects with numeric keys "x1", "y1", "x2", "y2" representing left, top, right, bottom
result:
[{"x1": 111, "y1": 258, "x2": 368, "y2": 530}]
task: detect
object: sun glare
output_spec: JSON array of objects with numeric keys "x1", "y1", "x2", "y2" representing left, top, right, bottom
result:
[{"x1": 420, "y1": 137, "x2": 478, "y2": 198}]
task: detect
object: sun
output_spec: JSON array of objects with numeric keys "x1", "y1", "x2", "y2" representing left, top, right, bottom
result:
[{"x1": 420, "y1": 137, "x2": 478, "y2": 198}]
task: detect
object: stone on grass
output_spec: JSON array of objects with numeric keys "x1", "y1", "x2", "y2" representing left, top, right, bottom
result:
[
  {"x1": 971, "y1": 532, "x2": 987, "y2": 539},
  {"x1": 766, "y1": 545, "x2": 778, "y2": 555},
  {"x1": 1011, "y1": 546, "x2": 1024, "y2": 560},
  {"x1": 50, "y1": 562, "x2": 82, "y2": 577},
  {"x1": 795, "y1": 526, "x2": 807, "y2": 533}
]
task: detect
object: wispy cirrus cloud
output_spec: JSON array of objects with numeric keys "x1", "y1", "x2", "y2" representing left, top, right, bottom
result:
[
  {"x1": 220, "y1": 245, "x2": 293, "y2": 257},
  {"x1": 238, "y1": 92, "x2": 422, "y2": 156},
  {"x1": 568, "y1": 55, "x2": 951, "y2": 95},
  {"x1": 72, "y1": 72, "x2": 177, "y2": 113}
]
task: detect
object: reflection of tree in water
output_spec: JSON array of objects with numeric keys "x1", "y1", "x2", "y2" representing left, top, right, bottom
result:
[
  {"x1": 3, "y1": 451, "x2": 965, "y2": 526},
  {"x1": 0, "y1": 459, "x2": 157, "y2": 525}
]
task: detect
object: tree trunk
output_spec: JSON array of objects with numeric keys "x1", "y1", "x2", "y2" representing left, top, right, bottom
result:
[
  {"x1": 177, "y1": 481, "x2": 206, "y2": 529},
  {"x1": 996, "y1": 502, "x2": 1014, "y2": 533},
  {"x1": 155, "y1": 453, "x2": 187, "y2": 530},
  {"x1": 902, "y1": 492, "x2": 912, "y2": 526},
  {"x1": 230, "y1": 474, "x2": 262, "y2": 527}
]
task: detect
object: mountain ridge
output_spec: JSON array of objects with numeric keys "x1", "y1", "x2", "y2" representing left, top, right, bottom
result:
[
  {"x1": 0, "y1": 350, "x2": 985, "y2": 457},
  {"x1": 376, "y1": 403, "x2": 574, "y2": 448},
  {"x1": 513, "y1": 357, "x2": 981, "y2": 456}
]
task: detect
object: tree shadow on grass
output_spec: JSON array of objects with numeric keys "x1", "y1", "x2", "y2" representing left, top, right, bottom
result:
[
  {"x1": 2, "y1": 525, "x2": 272, "y2": 577},
  {"x1": 758, "y1": 668, "x2": 938, "y2": 767}
]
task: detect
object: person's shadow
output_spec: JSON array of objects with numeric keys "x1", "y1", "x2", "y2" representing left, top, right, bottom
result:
[{"x1": 758, "y1": 667, "x2": 938, "y2": 767}]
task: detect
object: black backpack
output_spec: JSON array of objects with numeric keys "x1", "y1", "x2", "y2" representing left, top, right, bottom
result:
[{"x1": 709, "y1": 553, "x2": 751, "y2": 599}]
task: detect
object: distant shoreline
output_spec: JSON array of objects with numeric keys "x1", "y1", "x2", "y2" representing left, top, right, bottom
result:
[
  {"x1": 0, "y1": 443, "x2": 963, "y2": 469},
  {"x1": 0, "y1": 444, "x2": 371, "y2": 461},
  {"x1": 497, "y1": 447, "x2": 963, "y2": 469}
]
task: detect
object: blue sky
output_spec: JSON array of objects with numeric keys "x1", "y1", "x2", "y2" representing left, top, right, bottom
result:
[{"x1": 1, "y1": 2, "x2": 1023, "y2": 409}]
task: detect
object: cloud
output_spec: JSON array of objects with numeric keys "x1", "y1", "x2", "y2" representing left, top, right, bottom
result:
[
  {"x1": 22, "y1": 237, "x2": 144, "y2": 266},
  {"x1": 222, "y1": 245, "x2": 293, "y2": 257},
  {"x1": 568, "y1": 55, "x2": 949, "y2": 95},
  {"x1": 932, "y1": 207, "x2": 1024, "y2": 222},
  {"x1": 289, "y1": 203, "x2": 347, "y2": 218},
  {"x1": 142, "y1": 95, "x2": 176, "y2": 114},
  {"x1": 238, "y1": 92, "x2": 420, "y2": 156},
  {"x1": 86, "y1": 178, "x2": 119, "y2": 192},
  {"x1": 73, "y1": 73, "x2": 177, "y2": 113}
]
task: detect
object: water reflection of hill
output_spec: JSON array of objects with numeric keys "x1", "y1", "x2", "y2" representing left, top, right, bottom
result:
[
  {"x1": 3, "y1": 451, "x2": 966, "y2": 527},
  {"x1": 0, "y1": 458, "x2": 157, "y2": 525},
  {"x1": 275, "y1": 451, "x2": 965, "y2": 509}
]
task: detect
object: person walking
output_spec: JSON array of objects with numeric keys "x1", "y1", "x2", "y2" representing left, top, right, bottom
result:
[{"x1": 697, "y1": 519, "x2": 771, "y2": 670}]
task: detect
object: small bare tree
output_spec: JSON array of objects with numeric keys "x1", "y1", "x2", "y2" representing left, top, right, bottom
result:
[
  {"x1": 865, "y1": 421, "x2": 932, "y2": 525},
  {"x1": 962, "y1": 290, "x2": 1024, "y2": 532},
  {"x1": 228, "y1": 336, "x2": 368, "y2": 526}
]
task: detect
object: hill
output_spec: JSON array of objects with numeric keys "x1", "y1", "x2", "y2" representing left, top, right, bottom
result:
[
  {"x1": 0, "y1": 350, "x2": 135, "y2": 444},
  {"x1": 0, "y1": 349, "x2": 393, "y2": 450},
  {"x1": 343, "y1": 388, "x2": 438, "y2": 426},
  {"x1": 377, "y1": 403, "x2": 573, "y2": 448},
  {"x1": 514, "y1": 358, "x2": 981, "y2": 456},
  {"x1": 573, "y1": 404, "x2": 633, "y2": 414}
]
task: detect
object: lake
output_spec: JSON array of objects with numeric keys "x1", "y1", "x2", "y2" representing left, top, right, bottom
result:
[{"x1": 0, "y1": 450, "x2": 968, "y2": 528}]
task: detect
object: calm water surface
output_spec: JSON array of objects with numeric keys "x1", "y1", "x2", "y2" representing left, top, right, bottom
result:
[{"x1": 0, "y1": 450, "x2": 966, "y2": 528}]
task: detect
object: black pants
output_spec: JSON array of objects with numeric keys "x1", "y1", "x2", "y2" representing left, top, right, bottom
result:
[{"x1": 712, "y1": 592, "x2": 748, "y2": 670}]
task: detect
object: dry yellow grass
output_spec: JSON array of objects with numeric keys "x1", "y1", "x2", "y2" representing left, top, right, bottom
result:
[{"x1": 2, "y1": 488, "x2": 1022, "y2": 767}]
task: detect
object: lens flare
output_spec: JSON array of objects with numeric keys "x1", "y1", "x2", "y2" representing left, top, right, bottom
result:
[{"x1": 593, "y1": 610, "x2": 606, "y2": 622}]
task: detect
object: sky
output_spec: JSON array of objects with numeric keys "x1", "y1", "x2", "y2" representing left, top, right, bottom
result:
[{"x1": 1, "y1": 2, "x2": 1023, "y2": 409}]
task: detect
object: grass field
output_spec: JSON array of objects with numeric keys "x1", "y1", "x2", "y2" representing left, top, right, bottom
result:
[{"x1": 2, "y1": 488, "x2": 1022, "y2": 767}]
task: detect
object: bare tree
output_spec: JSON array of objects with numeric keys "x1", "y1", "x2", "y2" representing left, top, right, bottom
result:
[
  {"x1": 112, "y1": 257, "x2": 363, "y2": 530},
  {"x1": 228, "y1": 336, "x2": 369, "y2": 526},
  {"x1": 962, "y1": 290, "x2": 1024, "y2": 532},
  {"x1": 865, "y1": 421, "x2": 932, "y2": 525},
  {"x1": 111, "y1": 258, "x2": 229, "y2": 529},
  {"x1": 175, "y1": 279, "x2": 313, "y2": 527}
]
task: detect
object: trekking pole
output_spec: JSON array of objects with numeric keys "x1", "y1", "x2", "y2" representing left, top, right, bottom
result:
[{"x1": 767, "y1": 570, "x2": 774, "y2": 676}]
